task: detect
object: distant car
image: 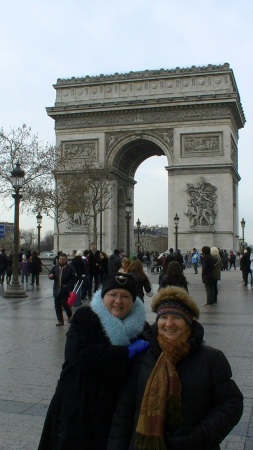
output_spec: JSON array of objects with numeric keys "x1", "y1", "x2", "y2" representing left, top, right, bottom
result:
[{"x1": 40, "y1": 252, "x2": 57, "y2": 258}]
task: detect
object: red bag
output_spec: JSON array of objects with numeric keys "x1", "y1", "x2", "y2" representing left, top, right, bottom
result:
[{"x1": 67, "y1": 280, "x2": 84, "y2": 306}]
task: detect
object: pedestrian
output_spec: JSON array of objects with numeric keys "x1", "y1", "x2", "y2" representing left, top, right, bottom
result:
[
  {"x1": 20, "y1": 254, "x2": 30, "y2": 284},
  {"x1": 250, "y1": 251, "x2": 253, "y2": 289},
  {"x1": 6, "y1": 252, "x2": 13, "y2": 285},
  {"x1": 211, "y1": 246, "x2": 222, "y2": 303},
  {"x1": 229, "y1": 250, "x2": 236, "y2": 270},
  {"x1": 201, "y1": 245, "x2": 215, "y2": 306},
  {"x1": 48, "y1": 253, "x2": 76, "y2": 326},
  {"x1": 53, "y1": 251, "x2": 62, "y2": 266},
  {"x1": 108, "y1": 249, "x2": 122, "y2": 274},
  {"x1": 222, "y1": 249, "x2": 229, "y2": 271},
  {"x1": 29, "y1": 251, "x2": 42, "y2": 285},
  {"x1": 38, "y1": 273, "x2": 150, "y2": 450},
  {"x1": 174, "y1": 249, "x2": 184, "y2": 270},
  {"x1": 0, "y1": 248, "x2": 8, "y2": 284},
  {"x1": 99, "y1": 251, "x2": 109, "y2": 280},
  {"x1": 108, "y1": 286, "x2": 243, "y2": 450},
  {"x1": 119, "y1": 257, "x2": 130, "y2": 273},
  {"x1": 159, "y1": 260, "x2": 188, "y2": 291},
  {"x1": 192, "y1": 248, "x2": 199, "y2": 274},
  {"x1": 127, "y1": 259, "x2": 153, "y2": 301},
  {"x1": 71, "y1": 250, "x2": 89, "y2": 306},
  {"x1": 162, "y1": 248, "x2": 175, "y2": 272},
  {"x1": 240, "y1": 247, "x2": 251, "y2": 286},
  {"x1": 87, "y1": 242, "x2": 100, "y2": 298}
]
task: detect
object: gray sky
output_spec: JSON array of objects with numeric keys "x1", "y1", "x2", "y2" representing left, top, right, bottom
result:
[{"x1": 1, "y1": 0, "x2": 252, "y2": 245}]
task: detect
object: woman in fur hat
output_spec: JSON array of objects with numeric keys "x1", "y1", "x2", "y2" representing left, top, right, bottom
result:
[
  {"x1": 38, "y1": 273, "x2": 150, "y2": 450},
  {"x1": 108, "y1": 286, "x2": 243, "y2": 450}
]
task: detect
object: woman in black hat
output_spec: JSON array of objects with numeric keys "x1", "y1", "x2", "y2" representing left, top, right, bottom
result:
[
  {"x1": 38, "y1": 273, "x2": 150, "y2": 450},
  {"x1": 108, "y1": 286, "x2": 243, "y2": 450}
]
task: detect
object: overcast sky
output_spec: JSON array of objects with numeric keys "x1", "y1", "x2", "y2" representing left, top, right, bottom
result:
[{"x1": 1, "y1": 0, "x2": 252, "y2": 245}]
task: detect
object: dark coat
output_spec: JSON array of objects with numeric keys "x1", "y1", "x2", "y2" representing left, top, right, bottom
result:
[
  {"x1": 88, "y1": 250, "x2": 101, "y2": 274},
  {"x1": 159, "y1": 274, "x2": 188, "y2": 292},
  {"x1": 201, "y1": 253, "x2": 215, "y2": 284},
  {"x1": 71, "y1": 256, "x2": 88, "y2": 280},
  {"x1": 0, "y1": 252, "x2": 8, "y2": 271},
  {"x1": 38, "y1": 307, "x2": 132, "y2": 450},
  {"x1": 108, "y1": 322, "x2": 243, "y2": 450},
  {"x1": 29, "y1": 255, "x2": 42, "y2": 275},
  {"x1": 128, "y1": 272, "x2": 151, "y2": 301},
  {"x1": 50, "y1": 263, "x2": 76, "y2": 298},
  {"x1": 108, "y1": 254, "x2": 122, "y2": 274},
  {"x1": 240, "y1": 251, "x2": 251, "y2": 274}
]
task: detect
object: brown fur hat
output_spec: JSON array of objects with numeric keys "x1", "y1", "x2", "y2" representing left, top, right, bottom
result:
[{"x1": 152, "y1": 286, "x2": 199, "y2": 323}]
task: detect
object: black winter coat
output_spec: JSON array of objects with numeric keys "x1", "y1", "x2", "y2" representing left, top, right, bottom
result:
[
  {"x1": 38, "y1": 307, "x2": 132, "y2": 450},
  {"x1": 108, "y1": 322, "x2": 243, "y2": 450},
  {"x1": 202, "y1": 253, "x2": 215, "y2": 284},
  {"x1": 50, "y1": 263, "x2": 76, "y2": 298},
  {"x1": 108, "y1": 254, "x2": 122, "y2": 274}
]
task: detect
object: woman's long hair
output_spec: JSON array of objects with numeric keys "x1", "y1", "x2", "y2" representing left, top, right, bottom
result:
[
  {"x1": 164, "y1": 261, "x2": 187, "y2": 287},
  {"x1": 127, "y1": 259, "x2": 147, "y2": 281}
]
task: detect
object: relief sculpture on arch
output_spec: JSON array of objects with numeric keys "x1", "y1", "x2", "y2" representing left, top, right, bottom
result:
[{"x1": 184, "y1": 177, "x2": 217, "y2": 228}]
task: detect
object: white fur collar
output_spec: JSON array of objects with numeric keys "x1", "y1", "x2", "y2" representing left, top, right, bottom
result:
[{"x1": 91, "y1": 290, "x2": 146, "y2": 345}]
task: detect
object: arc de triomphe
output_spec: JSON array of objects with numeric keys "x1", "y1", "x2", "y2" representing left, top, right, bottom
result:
[{"x1": 47, "y1": 63, "x2": 245, "y2": 254}]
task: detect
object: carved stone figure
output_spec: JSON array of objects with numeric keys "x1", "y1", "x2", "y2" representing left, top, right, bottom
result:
[{"x1": 185, "y1": 177, "x2": 217, "y2": 227}]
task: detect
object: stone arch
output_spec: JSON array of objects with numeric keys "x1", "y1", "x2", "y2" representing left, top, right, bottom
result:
[
  {"x1": 47, "y1": 63, "x2": 245, "y2": 253},
  {"x1": 109, "y1": 134, "x2": 171, "y2": 250}
]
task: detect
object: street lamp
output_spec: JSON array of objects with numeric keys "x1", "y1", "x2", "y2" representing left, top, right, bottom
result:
[
  {"x1": 125, "y1": 197, "x2": 133, "y2": 257},
  {"x1": 4, "y1": 162, "x2": 27, "y2": 298},
  {"x1": 136, "y1": 218, "x2": 141, "y2": 253},
  {"x1": 174, "y1": 213, "x2": 180, "y2": 252},
  {"x1": 36, "y1": 212, "x2": 42, "y2": 255},
  {"x1": 241, "y1": 217, "x2": 246, "y2": 252}
]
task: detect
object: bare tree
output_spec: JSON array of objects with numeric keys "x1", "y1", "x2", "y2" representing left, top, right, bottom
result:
[{"x1": 0, "y1": 125, "x2": 54, "y2": 206}]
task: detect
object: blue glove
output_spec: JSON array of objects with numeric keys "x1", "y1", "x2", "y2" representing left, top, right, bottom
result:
[{"x1": 128, "y1": 339, "x2": 150, "y2": 359}]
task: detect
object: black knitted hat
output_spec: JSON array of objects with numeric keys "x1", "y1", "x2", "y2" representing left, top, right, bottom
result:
[{"x1": 101, "y1": 273, "x2": 136, "y2": 301}]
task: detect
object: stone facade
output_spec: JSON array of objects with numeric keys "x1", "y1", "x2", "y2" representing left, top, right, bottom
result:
[{"x1": 47, "y1": 63, "x2": 245, "y2": 254}]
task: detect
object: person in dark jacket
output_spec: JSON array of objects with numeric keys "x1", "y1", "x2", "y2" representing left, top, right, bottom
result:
[
  {"x1": 240, "y1": 247, "x2": 251, "y2": 286},
  {"x1": 29, "y1": 251, "x2": 42, "y2": 285},
  {"x1": 108, "y1": 249, "x2": 122, "y2": 274},
  {"x1": 48, "y1": 253, "x2": 76, "y2": 326},
  {"x1": 201, "y1": 245, "x2": 215, "y2": 306},
  {"x1": 127, "y1": 259, "x2": 152, "y2": 301},
  {"x1": 159, "y1": 260, "x2": 188, "y2": 291},
  {"x1": 211, "y1": 247, "x2": 222, "y2": 303},
  {"x1": 108, "y1": 286, "x2": 243, "y2": 450},
  {"x1": 0, "y1": 248, "x2": 8, "y2": 284},
  {"x1": 38, "y1": 273, "x2": 150, "y2": 450},
  {"x1": 71, "y1": 251, "x2": 89, "y2": 306},
  {"x1": 99, "y1": 251, "x2": 109, "y2": 280},
  {"x1": 87, "y1": 242, "x2": 101, "y2": 298}
]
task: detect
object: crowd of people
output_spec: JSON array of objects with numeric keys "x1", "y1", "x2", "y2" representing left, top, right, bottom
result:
[
  {"x1": 0, "y1": 248, "x2": 42, "y2": 286},
  {"x1": 0, "y1": 242, "x2": 247, "y2": 449},
  {"x1": 35, "y1": 243, "x2": 246, "y2": 449}
]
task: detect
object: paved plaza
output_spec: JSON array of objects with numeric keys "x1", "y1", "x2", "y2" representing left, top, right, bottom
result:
[{"x1": 0, "y1": 267, "x2": 253, "y2": 449}]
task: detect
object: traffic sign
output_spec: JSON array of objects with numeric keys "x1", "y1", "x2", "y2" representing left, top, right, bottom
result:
[{"x1": 0, "y1": 225, "x2": 5, "y2": 239}]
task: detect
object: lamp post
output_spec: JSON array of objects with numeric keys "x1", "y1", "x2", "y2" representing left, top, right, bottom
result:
[
  {"x1": 136, "y1": 218, "x2": 141, "y2": 253},
  {"x1": 174, "y1": 213, "x2": 179, "y2": 252},
  {"x1": 36, "y1": 212, "x2": 42, "y2": 255},
  {"x1": 241, "y1": 217, "x2": 246, "y2": 252},
  {"x1": 125, "y1": 197, "x2": 133, "y2": 257},
  {"x1": 4, "y1": 162, "x2": 27, "y2": 298}
]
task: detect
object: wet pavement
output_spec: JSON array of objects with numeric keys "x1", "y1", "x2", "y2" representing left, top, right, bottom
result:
[{"x1": 0, "y1": 268, "x2": 253, "y2": 449}]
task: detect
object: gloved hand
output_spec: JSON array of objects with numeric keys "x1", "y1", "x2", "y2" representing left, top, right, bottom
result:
[
  {"x1": 165, "y1": 425, "x2": 211, "y2": 450},
  {"x1": 128, "y1": 339, "x2": 150, "y2": 359}
]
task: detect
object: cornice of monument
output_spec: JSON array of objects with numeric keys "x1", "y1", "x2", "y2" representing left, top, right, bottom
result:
[
  {"x1": 54, "y1": 63, "x2": 232, "y2": 85},
  {"x1": 49, "y1": 63, "x2": 245, "y2": 127}
]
